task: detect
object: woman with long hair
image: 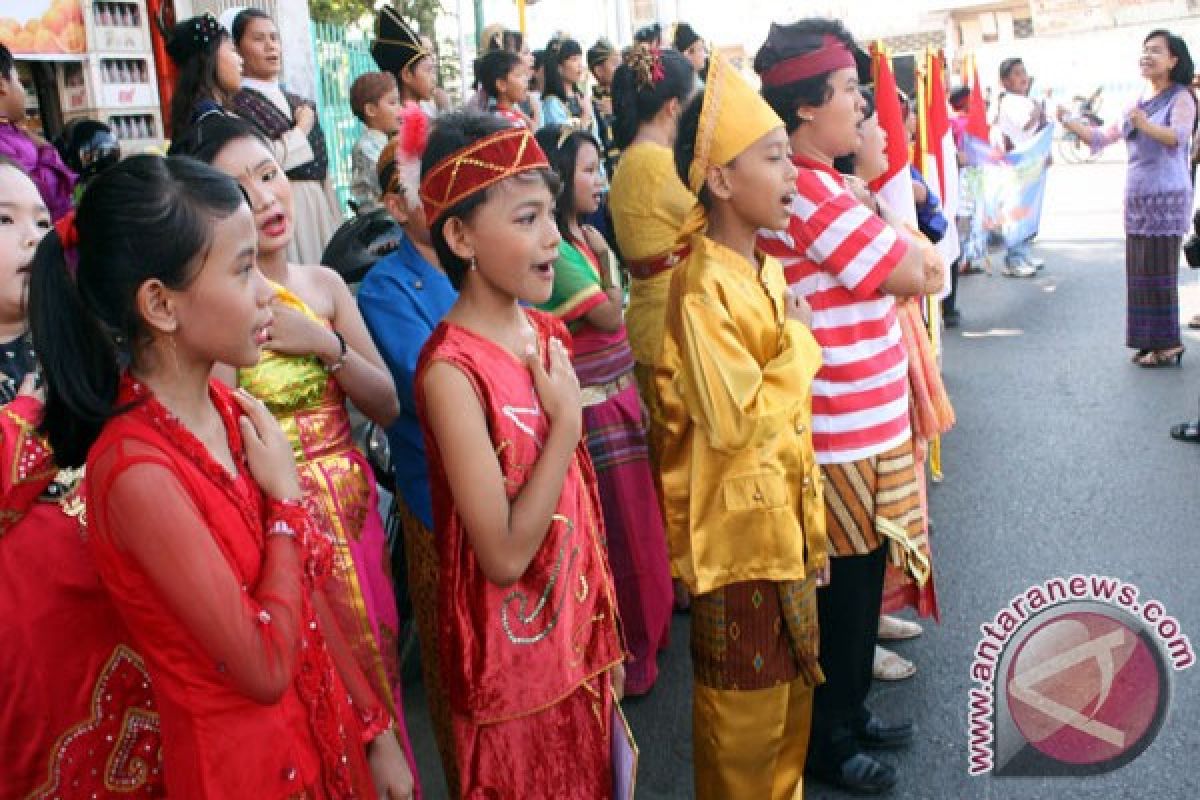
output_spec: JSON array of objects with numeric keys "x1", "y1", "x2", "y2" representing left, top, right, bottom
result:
[
  {"x1": 170, "y1": 115, "x2": 418, "y2": 793},
  {"x1": 230, "y1": 8, "x2": 343, "y2": 265},
  {"x1": 539, "y1": 37, "x2": 594, "y2": 132},
  {"x1": 165, "y1": 13, "x2": 242, "y2": 137},
  {"x1": 29, "y1": 154, "x2": 412, "y2": 798},
  {"x1": 1059, "y1": 29, "x2": 1197, "y2": 367},
  {"x1": 534, "y1": 124, "x2": 673, "y2": 696}
]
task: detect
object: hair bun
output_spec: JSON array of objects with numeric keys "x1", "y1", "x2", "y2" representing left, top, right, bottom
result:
[{"x1": 166, "y1": 13, "x2": 222, "y2": 66}]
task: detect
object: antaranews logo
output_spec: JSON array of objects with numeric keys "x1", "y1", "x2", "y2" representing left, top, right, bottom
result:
[{"x1": 967, "y1": 574, "x2": 1193, "y2": 777}]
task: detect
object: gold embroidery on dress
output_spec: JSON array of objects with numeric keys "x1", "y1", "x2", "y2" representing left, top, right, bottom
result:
[
  {"x1": 500, "y1": 515, "x2": 578, "y2": 645},
  {"x1": 29, "y1": 645, "x2": 161, "y2": 799}
]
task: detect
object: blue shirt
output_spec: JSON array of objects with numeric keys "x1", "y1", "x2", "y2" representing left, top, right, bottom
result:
[
  {"x1": 358, "y1": 236, "x2": 457, "y2": 529},
  {"x1": 909, "y1": 164, "x2": 948, "y2": 243}
]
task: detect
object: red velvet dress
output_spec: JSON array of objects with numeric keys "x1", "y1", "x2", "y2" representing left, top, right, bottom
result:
[
  {"x1": 85, "y1": 376, "x2": 384, "y2": 799},
  {"x1": 0, "y1": 395, "x2": 164, "y2": 800},
  {"x1": 416, "y1": 310, "x2": 625, "y2": 798}
]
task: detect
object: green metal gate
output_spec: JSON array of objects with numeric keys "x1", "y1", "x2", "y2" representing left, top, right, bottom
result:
[{"x1": 311, "y1": 21, "x2": 376, "y2": 214}]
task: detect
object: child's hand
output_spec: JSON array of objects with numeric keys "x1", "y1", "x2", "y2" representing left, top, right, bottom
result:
[
  {"x1": 785, "y1": 289, "x2": 812, "y2": 328},
  {"x1": 367, "y1": 729, "x2": 415, "y2": 799},
  {"x1": 233, "y1": 388, "x2": 302, "y2": 501},
  {"x1": 16, "y1": 372, "x2": 45, "y2": 404},
  {"x1": 263, "y1": 302, "x2": 339, "y2": 361},
  {"x1": 611, "y1": 661, "x2": 626, "y2": 702},
  {"x1": 527, "y1": 337, "x2": 581, "y2": 437}
]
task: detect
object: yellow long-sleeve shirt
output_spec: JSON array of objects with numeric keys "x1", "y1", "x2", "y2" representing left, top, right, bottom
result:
[{"x1": 655, "y1": 235, "x2": 828, "y2": 596}]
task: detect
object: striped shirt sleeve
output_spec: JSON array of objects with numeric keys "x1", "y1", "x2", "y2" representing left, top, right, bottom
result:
[{"x1": 800, "y1": 188, "x2": 907, "y2": 301}]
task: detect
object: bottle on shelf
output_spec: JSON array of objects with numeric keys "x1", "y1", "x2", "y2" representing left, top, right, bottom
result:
[{"x1": 97, "y1": 3, "x2": 111, "y2": 26}]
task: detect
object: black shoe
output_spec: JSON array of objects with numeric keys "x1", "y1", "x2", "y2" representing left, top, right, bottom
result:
[
  {"x1": 854, "y1": 714, "x2": 915, "y2": 749},
  {"x1": 809, "y1": 752, "x2": 898, "y2": 795},
  {"x1": 943, "y1": 309, "x2": 960, "y2": 328}
]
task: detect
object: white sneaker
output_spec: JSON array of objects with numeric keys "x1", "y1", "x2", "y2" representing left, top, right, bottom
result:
[
  {"x1": 1024, "y1": 255, "x2": 1045, "y2": 270},
  {"x1": 1002, "y1": 263, "x2": 1036, "y2": 278}
]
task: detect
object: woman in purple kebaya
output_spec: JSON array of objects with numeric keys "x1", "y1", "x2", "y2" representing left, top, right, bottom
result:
[{"x1": 1059, "y1": 29, "x2": 1196, "y2": 368}]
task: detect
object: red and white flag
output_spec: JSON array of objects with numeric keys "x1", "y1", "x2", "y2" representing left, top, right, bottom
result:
[
  {"x1": 868, "y1": 46, "x2": 917, "y2": 228},
  {"x1": 921, "y1": 50, "x2": 960, "y2": 273}
]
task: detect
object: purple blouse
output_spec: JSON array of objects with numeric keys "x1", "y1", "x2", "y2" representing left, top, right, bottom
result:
[
  {"x1": 0, "y1": 122, "x2": 76, "y2": 221},
  {"x1": 1090, "y1": 84, "x2": 1196, "y2": 237}
]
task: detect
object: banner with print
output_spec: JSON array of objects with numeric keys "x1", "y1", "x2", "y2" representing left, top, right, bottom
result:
[{"x1": 960, "y1": 124, "x2": 1054, "y2": 250}]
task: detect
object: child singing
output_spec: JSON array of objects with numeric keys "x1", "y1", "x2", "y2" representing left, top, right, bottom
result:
[
  {"x1": 415, "y1": 111, "x2": 626, "y2": 797},
  {"x1": 659, "y1": 54, "x2": 828, "y2": 799}
]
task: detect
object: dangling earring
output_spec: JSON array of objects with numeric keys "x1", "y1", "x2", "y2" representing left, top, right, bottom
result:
[{"x1": 470, "y1": 256, "x2": 478, "y2": 271}]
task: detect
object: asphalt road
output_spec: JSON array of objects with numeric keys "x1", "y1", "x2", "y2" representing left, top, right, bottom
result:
[{"x1": 401, "y1": 158, "x2": 1200, "y2": 799}]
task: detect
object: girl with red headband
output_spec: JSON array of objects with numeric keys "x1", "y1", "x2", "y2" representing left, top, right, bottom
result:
[{"x1": 414, "y1": 111, "x2": 628, "y2": 797}]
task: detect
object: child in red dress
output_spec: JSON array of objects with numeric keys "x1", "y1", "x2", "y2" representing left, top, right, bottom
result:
[{"x1": 415, "y1": 111, "x2": 627, "y2": 798}]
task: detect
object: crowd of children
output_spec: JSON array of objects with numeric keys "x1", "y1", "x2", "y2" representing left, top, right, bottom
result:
[{"x1": 0, "y1": 7, "x2": 962, "y2": 798}]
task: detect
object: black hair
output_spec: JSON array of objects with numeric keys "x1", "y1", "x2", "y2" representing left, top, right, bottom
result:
[
  {"x1": 673, "y1": 92, "x2": 710, "y2": 208},
  {"x1": 1145, "y1": 29, "x2": 1195, "y2": 86},
  {"x1": 754, "y1": 18, "x2": 863, "y2": 133},
  {"x1": 0, "y1": 42, "x2": 14, "y2": 78},
  {"x1": 167, "y1": 18, "x2": 233, "y2": 138},
  {"x1": 634, "y1": 23, "x2": 661, "y2": 46},
  {"x1": 167, "y1": 113, "x2": 271, "y2": 162},
  {"x1": 477, "y1": 50, "x2": 522, "y2": 100},
  {"x1": 421, "y1": 112, "x2": 560, "y2": 290},
  {"x1": 535, "y1": 125, "x2": 601, "y2": 239},
  {"x1": 998, "y1": 57, "x2": 1023, "y2": 82},
  {"x1": 30, "y1": 155, "x2": 248, "y2": 467},
  {"x1": 674, "y1": 23, "x2": 700, "y2": 53},
  {"x1": 949, "y1": 86, "x2": 970, "y2": 113},
  {"x1": 231, "y1": 8, "x2": 272, "y2": 46},
  {"x1": 542, "y1": 38, "x2": 583, "y2": 103},
  {"x1": 611, "y1": 47, "x2": 694, "y2": 149},
  {"x1": 832, "y1": 88, "x2": 876, "y2": 175}
]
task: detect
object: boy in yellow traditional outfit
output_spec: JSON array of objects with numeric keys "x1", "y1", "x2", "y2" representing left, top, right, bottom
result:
[{"x1": 657, "y1": 54, "x2": 829, "y2": 800}]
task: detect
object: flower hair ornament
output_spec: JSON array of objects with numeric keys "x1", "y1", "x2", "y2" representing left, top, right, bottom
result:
[
  {"x1": 54, "y1": 209, "x2": 80, "y2": 274},
  {"x1": 628, "y1": 43, "x2": 665, "y2": 90},
  {"x1": 166, "y1": 13, "x2": 223, "y2": 66}
]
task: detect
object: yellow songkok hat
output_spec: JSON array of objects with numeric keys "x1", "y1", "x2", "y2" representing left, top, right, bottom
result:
[{"x1": 686, "y1": 53, "x2": 785, "y2": 194}]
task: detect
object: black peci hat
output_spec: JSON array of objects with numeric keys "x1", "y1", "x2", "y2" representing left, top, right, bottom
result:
[{"x1": 371, "y1": 5, "x2": 430, "y2": 75}]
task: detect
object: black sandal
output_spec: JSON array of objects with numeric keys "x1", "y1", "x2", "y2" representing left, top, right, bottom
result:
[
  {"x1": 1136, "y1": 347, "x2": 1185, "y2": 367},
  {"x1": 1170, "y1": 420, "x2": 1200, "y2": 443}
]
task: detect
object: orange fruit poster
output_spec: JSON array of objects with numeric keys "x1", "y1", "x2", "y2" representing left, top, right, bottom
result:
[{"x1": 0, "y1": 0, "x2": 87, "y2": 58}]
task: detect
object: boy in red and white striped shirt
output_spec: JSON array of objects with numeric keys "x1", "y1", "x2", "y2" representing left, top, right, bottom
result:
[{"x1": 754, "y1": 19, "x2": 944, "y2": 796}]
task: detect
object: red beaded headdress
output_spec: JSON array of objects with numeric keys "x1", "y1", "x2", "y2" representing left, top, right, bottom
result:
[
  {"x1": 759, "y1": 34, "x2": 856, "y2": 88},
  {"x1": 419, "y1": 126, "x2": 549, "y2": 226}
]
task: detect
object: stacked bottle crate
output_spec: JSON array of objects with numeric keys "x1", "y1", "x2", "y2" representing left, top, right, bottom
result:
[{"x1": 58, "y1": 0, "x2": 163, "y2": 154}]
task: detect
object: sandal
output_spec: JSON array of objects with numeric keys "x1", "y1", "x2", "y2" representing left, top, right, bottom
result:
[
  {"x1": 873, "y1": 646, "x2": 916, "y2": 681},
  {"x1": 1136, "y1": 346, "x2": 1185, "y2": 367},
  {"x1": 1131, "y1": 349, "x2": 1150, "y2": 364},
  {"x1": 878, "y1": 614, "x2": 924, "y2": 641},
  {"x1": 1170, "y1": 420, "x2": 1200, "y2": 443}
]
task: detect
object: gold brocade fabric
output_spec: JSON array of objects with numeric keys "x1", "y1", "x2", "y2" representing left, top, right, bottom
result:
[
  {"x1": 655, "y1": 236, "x2": 828, "y2": 596},
  {"x1": 609, "y1": 141, "x2": 696, "y2": 368},
  {"x1": 237, "y1": 283, "x2": 401, "y2": 716},
  {"x1": 692, "y1": 675, "x2": 813, "y2": 800}
]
